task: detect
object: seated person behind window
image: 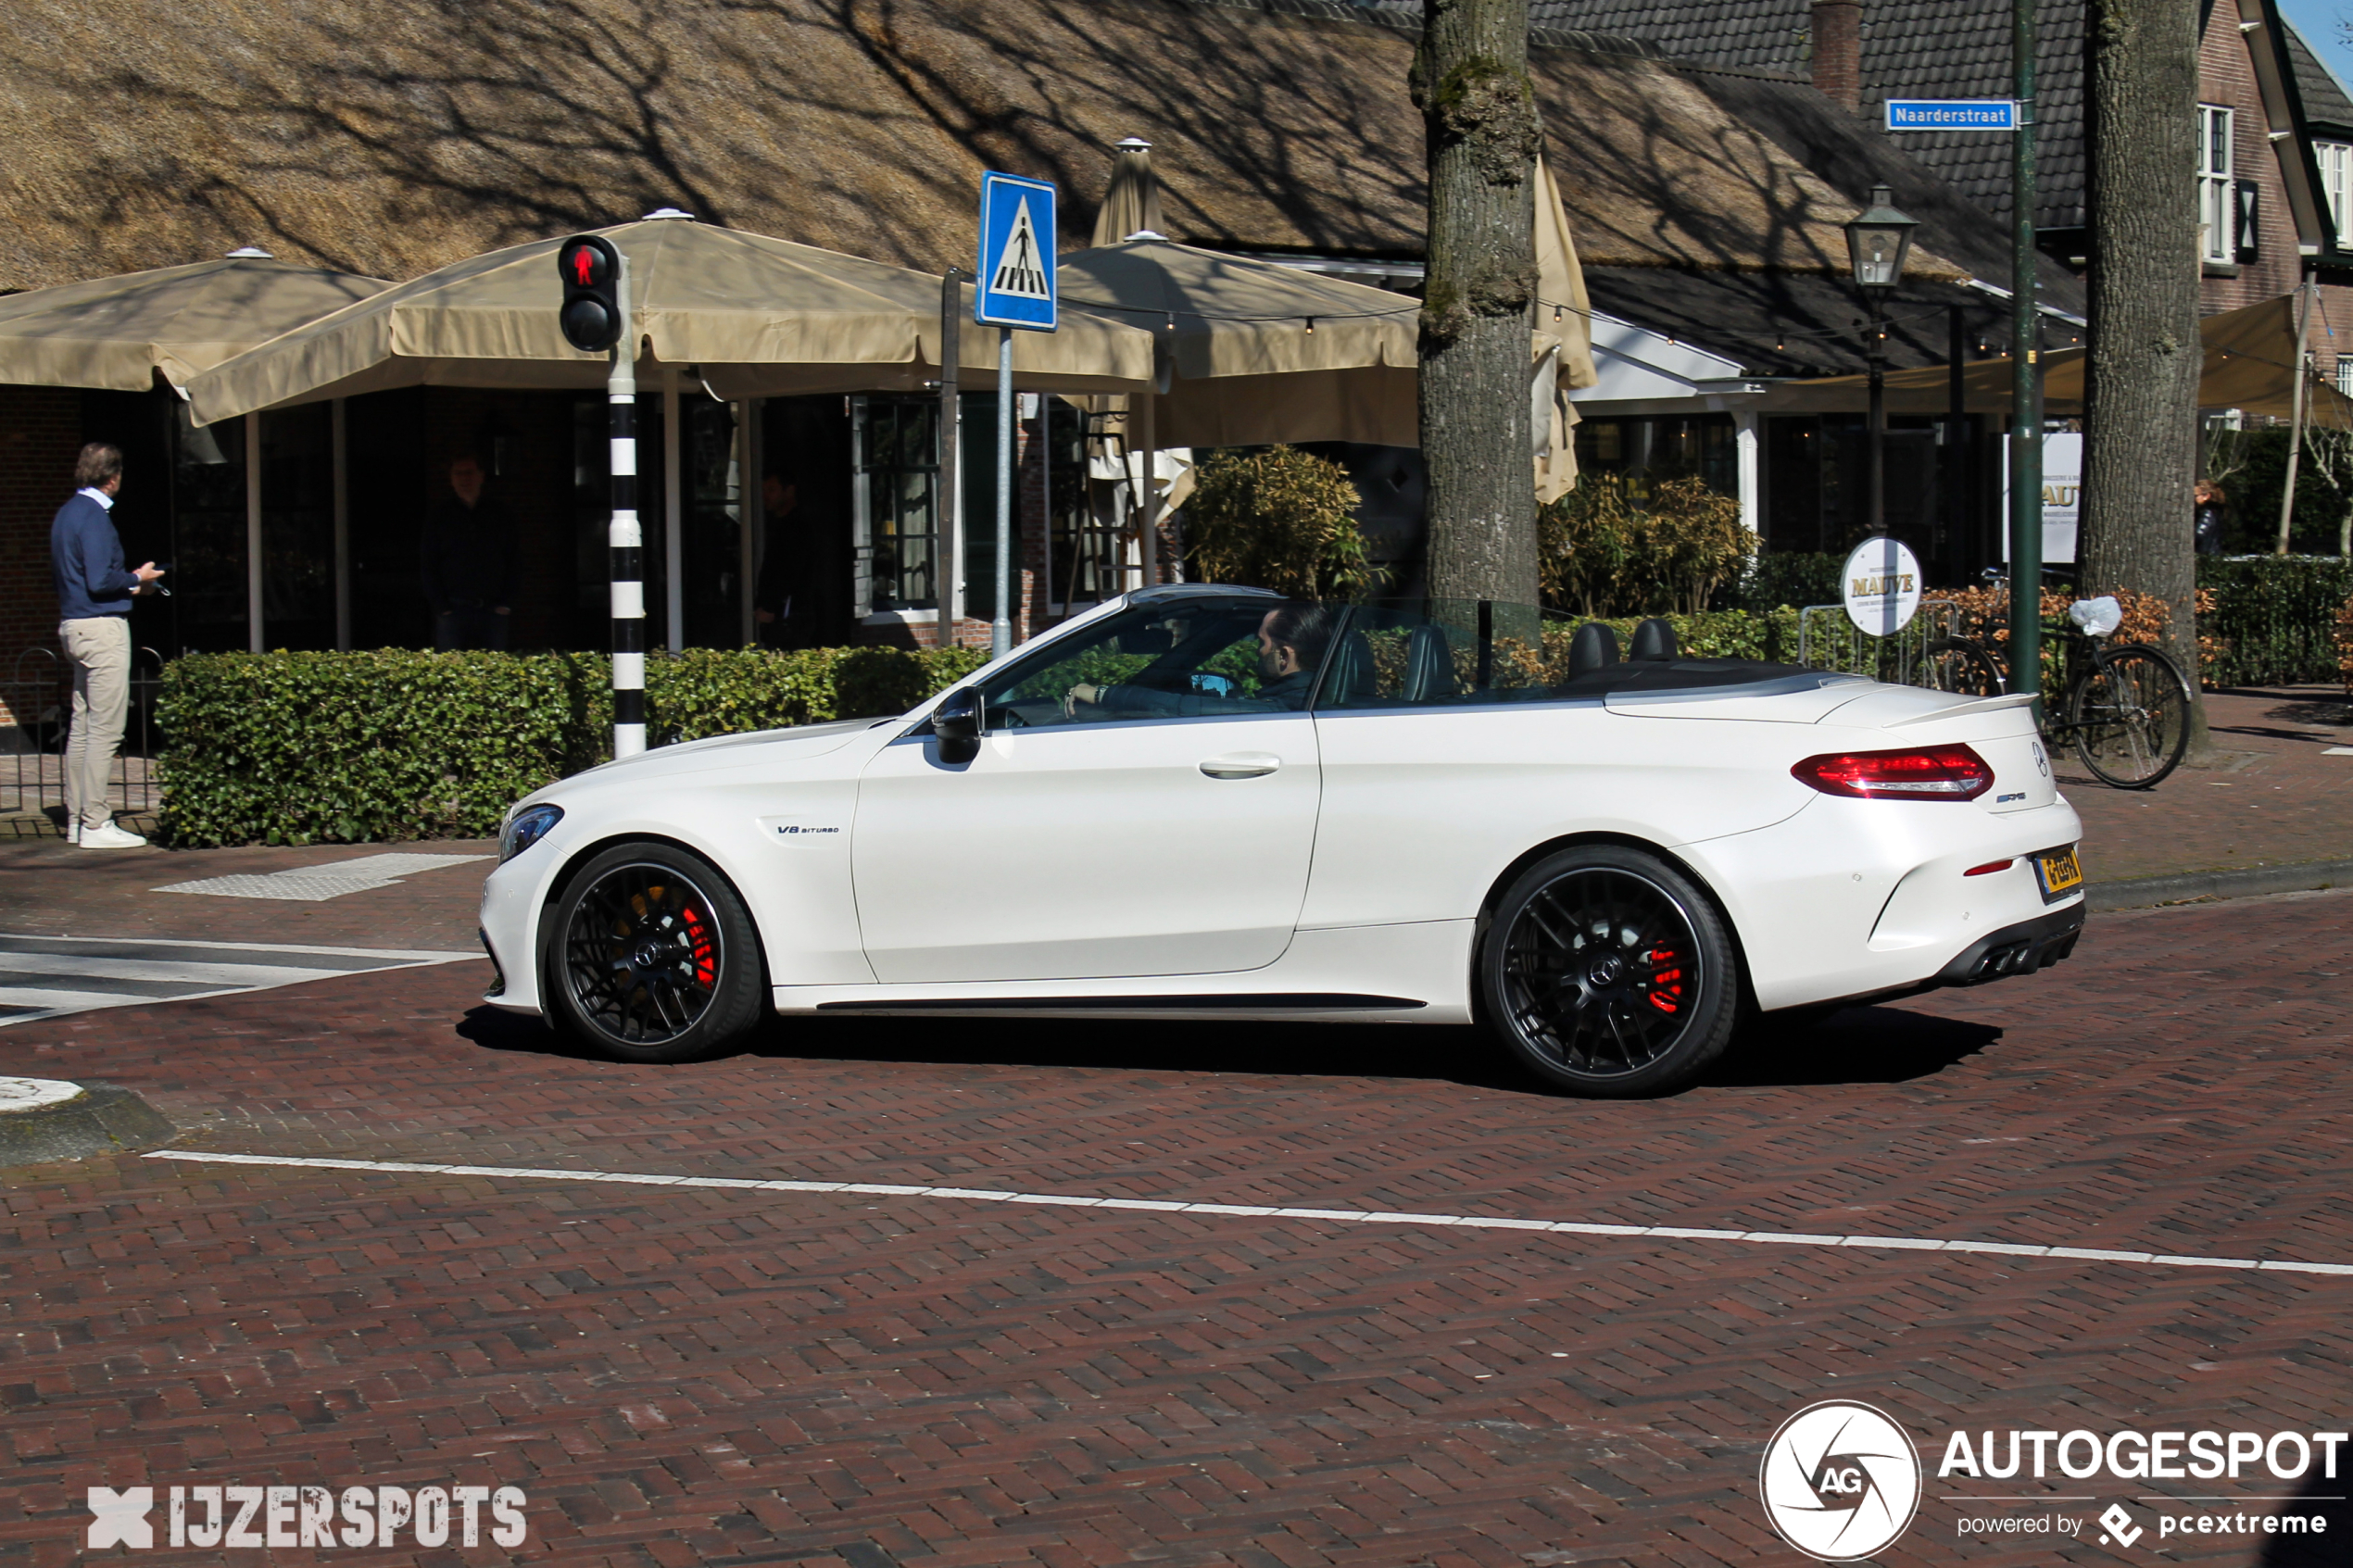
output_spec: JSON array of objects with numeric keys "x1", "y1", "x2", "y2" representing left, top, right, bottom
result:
[{"x1": 1064, "y1": 602, "x2": 1336, "y2": 718}]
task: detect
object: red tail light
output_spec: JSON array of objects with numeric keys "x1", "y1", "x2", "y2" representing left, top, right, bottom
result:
[{"x1": 1792, "y1": 745, "x2": 1994, "y2": 801}]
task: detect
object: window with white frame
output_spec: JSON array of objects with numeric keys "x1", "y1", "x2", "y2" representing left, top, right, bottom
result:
[
  {"x1": 2320, "y1": 141, "x2": 2353, "y2": 248},
  {"x1": 2199, "y1": 105, "x2": 2235, "y2": 263}
]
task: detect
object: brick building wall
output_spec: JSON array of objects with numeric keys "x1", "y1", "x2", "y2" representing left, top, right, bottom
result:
[
  {"x1": 0, "y1": 386, "x2": 85, "y2": 727},
  {"x1": 2197, "y1": 12, "x2": 2303, "y2": 313}
]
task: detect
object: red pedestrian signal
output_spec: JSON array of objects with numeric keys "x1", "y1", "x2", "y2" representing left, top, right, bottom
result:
[{"x1": 556, "y1": 234, "x2": 624, "y2": 353}]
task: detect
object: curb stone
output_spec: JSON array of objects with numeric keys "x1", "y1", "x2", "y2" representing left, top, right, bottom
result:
[
  {"x1": 0, "y1": 1079, "x2": 174, "y2": 1167},
  {"x1": 2086, "y1": 858, "x2": 2353, "y2": 912}
]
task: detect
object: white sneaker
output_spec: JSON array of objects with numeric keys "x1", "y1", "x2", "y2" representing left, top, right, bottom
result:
[{"x1": 78, "y1": 822, "x2": 148, "y2": 849}]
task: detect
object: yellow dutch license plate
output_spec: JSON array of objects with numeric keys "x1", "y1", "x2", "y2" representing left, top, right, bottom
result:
[{"x1": 2034, "y1": 846, "x2": 2084, "y2": 902}]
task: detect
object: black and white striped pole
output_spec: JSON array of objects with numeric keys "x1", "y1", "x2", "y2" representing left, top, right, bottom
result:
[{"x1": 557, "y1": 234, "x2": 644, "y2": 758}]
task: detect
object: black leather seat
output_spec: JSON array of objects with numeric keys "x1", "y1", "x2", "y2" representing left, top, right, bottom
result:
[
  {"x1": 1402, "y1": 622, "x2": 1456, "y2": 702},
  {"x1": 1629, "y1": 618, "x2": 1680, "y2": 661},
  {"x1": 1567, "y1": 621, "x2": 1621, "y2": 678}
]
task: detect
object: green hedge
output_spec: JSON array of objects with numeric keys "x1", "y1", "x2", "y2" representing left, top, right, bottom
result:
[
  {"x1": 2196, "y1": 556, "x2": 2353, "y2": 685},
  {"x1": 1726, "y1": 552, "x2": 1848, "y2": 614},
  {"x1": 1577, "y1": 608, "x2": 1803, "y2": 662},
  {"x1": 157, "y1": 644, "x2": 988, "y2": 847}
]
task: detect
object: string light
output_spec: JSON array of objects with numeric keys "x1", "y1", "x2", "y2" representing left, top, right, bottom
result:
[{"x1": 1305, "y1": 316, "x2": 1316, "y2": 333}]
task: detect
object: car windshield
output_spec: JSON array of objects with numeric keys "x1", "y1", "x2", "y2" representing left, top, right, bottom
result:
[{"x1": 984, "y1": 596, "x2": 1315, "y2": 727}]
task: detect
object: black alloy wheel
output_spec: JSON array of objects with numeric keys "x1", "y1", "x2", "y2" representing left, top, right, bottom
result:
[
  {"x1": 1478, "y1": 845, "x2": 1740, "y2": 1098},
  {"x1": 548, "y1": 842, "x2": 766, "y2": 1062}
]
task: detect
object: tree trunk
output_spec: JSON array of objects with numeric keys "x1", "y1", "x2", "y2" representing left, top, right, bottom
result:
[
  {"x1": 2079, "y1": 0, "x2": 2208, "y2": 753},
  {"x1": 1413, "y1": 0, "x2": 1541, "y2": 607}
]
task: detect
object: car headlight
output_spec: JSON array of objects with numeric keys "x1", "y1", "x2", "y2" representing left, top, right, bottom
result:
[{"x1": 500, "y1": 803, "x2": 564, "y2": 862}]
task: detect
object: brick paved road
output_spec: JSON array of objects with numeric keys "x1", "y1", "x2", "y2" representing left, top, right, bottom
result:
[{"x1": 3, "y1": 887, "x2": 2350, "y2": 1566}]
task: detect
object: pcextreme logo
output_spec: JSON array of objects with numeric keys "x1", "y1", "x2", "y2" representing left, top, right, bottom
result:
[{"x1": 1758, "y1": 1401, "x2": 1925, "y2": 1562}]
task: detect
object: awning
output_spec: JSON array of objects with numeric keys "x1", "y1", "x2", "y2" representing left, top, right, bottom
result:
[
  {"x1": 1775, "y1": 295, "x2": 2353, "y2": 423},
  {"x1": 186, "y1": 217, "x2": 1153, "y2": 423},
  {"x1": 0, "y1": 253, "x2": 388, "y2": 392}
]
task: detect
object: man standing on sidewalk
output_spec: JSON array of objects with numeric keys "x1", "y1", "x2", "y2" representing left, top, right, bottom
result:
[{"x1": 50, "y1": 443, "x2": 164, "y2": 848}]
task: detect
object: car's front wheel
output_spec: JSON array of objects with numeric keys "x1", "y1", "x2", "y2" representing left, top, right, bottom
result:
[
  {"x1": 547, "y1": 842, "x2": 767, "y2": 1063},
  {"x1": 1478, "y1": 846, "x2": 1739, "y2": 1098}
]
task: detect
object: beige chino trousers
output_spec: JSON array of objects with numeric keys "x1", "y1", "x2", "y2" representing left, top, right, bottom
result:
[{"x1": 58, "y1": 616, "x2": 131, "y2": 834}]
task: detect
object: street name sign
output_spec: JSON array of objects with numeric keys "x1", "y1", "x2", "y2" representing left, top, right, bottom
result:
[
  {"x1": 975, "y1": 172, "x2": 1058, "y2": 331},
  {"x1": 1885, "y1": 99, "x2": 2019, "y2": 131}
]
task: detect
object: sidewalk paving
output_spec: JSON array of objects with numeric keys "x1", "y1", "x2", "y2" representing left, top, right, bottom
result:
[
  {"x1": 0, "y1": 683, "x2": 2344, "y2": 955},
  {"x1": 2063, "y1": 683, "x2": 2353, "y2": 884}
]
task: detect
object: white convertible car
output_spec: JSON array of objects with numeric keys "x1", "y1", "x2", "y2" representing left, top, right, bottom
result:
[{"x1": 480, "y1": 585, "x2": 2085, "y2": 1097}]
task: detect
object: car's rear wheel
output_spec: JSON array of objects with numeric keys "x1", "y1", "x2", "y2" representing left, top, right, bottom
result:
[
  {"x1": 1478, "y1": 846, "x2": 1739, "y2": 1098},
  {"x1": 547, "y1": 842, "x2": 767, "y2": 1063}
]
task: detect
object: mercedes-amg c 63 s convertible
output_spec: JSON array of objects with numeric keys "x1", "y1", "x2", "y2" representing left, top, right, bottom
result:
[{"x1": 481, "y1": 585, "x2": 2084, "y2": 1096}]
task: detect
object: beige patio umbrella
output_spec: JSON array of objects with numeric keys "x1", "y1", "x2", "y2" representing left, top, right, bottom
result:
[
  {"x1": 187, "y1": 215, "x2": 1152, "y2": 423},
  {"x1": 0, "y1": 250, "x2": 389, "y2": 391},
  {"x1": 1776, "y1": 295, "x2": 2353, "y2": 423}
]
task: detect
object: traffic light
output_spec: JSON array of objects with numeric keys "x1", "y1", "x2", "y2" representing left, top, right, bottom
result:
[{"x1": 556, "y1": 235, "x2": 624, "y2": 353}]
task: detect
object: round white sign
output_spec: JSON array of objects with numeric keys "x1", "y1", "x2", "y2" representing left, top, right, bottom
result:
[
  {"x1": 0, "y1": 1077, "x2": 86, "y2": 1113},
  {"x1": 1757, "y1": 1399, "x2": 1922, "y2": 1562},
  {"x1": 1841, "y1": 535, "x2": 1924, "y2": 637}
]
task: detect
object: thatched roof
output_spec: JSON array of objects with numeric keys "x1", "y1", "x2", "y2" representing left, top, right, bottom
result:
[{"x1": 0, "y1": 0, "x2": 1972, "y2": 293}]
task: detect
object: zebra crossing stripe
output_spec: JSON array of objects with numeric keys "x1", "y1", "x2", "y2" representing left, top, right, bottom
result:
[{"x1": 0, "y1": 935, "x2": 478, "y2": 1025}]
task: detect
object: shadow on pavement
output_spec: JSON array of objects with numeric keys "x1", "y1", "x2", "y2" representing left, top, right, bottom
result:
[
  {"x1": 459, "y1": 1000, "x2": 2002, "y2": 1096},
  {"x1": 1705, "y1": 1005, "x2": 2000, "y2": 1087}
]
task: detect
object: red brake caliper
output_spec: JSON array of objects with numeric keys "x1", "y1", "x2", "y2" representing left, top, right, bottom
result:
[
  {"x1": 1646, "y1": 947, "x2": 1683, "y2": 1013},
  {"x1": 681, "y1": 908, "x2": 716, "y2": 985}
]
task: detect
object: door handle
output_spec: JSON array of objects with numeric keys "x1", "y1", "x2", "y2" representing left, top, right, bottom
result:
[{"x1": 1200, "y1": 753, "x2": 1280, "y2": 779}]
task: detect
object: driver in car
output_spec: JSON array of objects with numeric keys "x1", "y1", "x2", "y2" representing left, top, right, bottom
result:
[{"x1": 1063, "y1": 602, "x2": 1336, "y2": 718}]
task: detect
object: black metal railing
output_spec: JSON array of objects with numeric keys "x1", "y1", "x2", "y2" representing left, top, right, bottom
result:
[{"x1": 3, "y1": 645, "x2": 164, "y2": 834}]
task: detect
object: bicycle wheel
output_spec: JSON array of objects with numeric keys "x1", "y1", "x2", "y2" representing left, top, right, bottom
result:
[
  {"x1": 2066, "y1": 643, "x2": 2191, "y2": 788},
  {"x1": 1918, "y1": 638, "x2": 2006, "y2": 697}
]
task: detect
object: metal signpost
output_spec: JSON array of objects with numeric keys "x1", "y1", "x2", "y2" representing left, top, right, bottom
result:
[
  {"x1": 974, "y1": 172, "x2": 1059, "y2": 659},
  {"x1": 556, "y1": 234, "x2": 644, "y2": 757},
  {"x1": 1881, "y1": 77, "x2": 2040, "y2": 710}
]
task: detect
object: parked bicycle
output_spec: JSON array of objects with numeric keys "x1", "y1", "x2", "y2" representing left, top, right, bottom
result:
[{"x1": 1921, "y1": 569, "x2": 2193, "y2": 789}]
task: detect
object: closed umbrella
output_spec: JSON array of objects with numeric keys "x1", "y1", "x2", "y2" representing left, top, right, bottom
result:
[
  {"x1": 0, "y1": 250, "x2": 388, "y2": 391},
  {"x1": 187, "y1": 215, "x2": 1151, "y2": 423}
]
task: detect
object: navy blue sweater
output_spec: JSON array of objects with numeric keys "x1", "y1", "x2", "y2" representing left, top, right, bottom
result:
[{"x1": 50, "y1": 493, "x2": 140, "y2": 620}]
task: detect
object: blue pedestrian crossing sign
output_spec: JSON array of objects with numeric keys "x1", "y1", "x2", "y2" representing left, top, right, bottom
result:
[{"x1": 975, "y1": 172, "x2": 1058, "y2": 331}]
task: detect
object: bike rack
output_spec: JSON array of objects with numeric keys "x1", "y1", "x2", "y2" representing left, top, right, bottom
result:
[{"x1": 1795, "y1": 601, "x2": 1963, "y2": 687}]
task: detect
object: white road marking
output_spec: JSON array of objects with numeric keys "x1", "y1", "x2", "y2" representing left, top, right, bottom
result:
[
  {"x1": 156, "y1": 852, "x2": 490, "y2": 902},
  {"x1": 0, "y1": 936, "x2": 477, "y2": 1025},
  {"x1": 143, "y1": 1151, "x2": 2353, "y2": 1278}
]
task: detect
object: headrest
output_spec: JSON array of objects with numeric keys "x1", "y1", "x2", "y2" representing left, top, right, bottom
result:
[
  {"x1": 1629, "y1": 618, "x2": 1680, "y2": 661},
  {"x1": 1567, "y1": 621, "x2": 1621, "y2": 678},
  {"x1": 1403, "y1": 622, "x2": 1456, "y2": 701}
]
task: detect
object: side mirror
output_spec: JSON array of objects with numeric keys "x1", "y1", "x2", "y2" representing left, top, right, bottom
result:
[{"x1": 933, "y1": 686, "x2": 982, "y2": 764}]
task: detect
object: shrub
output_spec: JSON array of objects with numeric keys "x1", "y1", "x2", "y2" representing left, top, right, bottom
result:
[
  {"x1": 1540, "y1": 472, "x2": 1754, "y2": 616},
  {"x1": 1186, "y1": 445, "x2": 1374, "y2": 598},
  {"x1": 2339, "y1": 591, "x2": 2353, "y2": 695},
  {"x1": 157, "y1": 644, "x2": 985, "y2": 847},
  {"x1": 1935, "y1": 583, "x2": 2221, "y2": 688},
  {"x1": 1729, "y1": 551, "x2": 1848, "y2": 613}
]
